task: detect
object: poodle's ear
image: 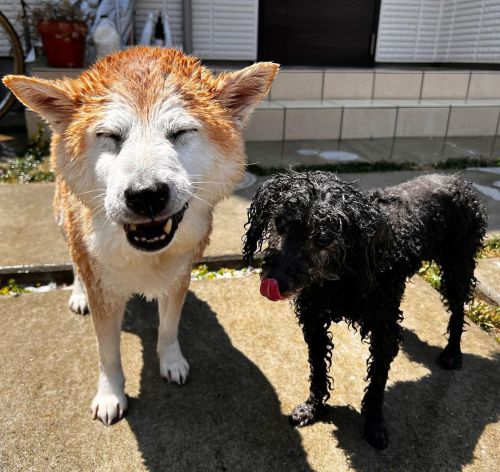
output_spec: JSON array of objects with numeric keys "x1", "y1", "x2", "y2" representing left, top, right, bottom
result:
[{"x1": 243, "y1": 186, "x2": 273, "y2": 265}]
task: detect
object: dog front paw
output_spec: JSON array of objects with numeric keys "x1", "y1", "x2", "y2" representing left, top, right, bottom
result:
[
  {"x1": 91, "y1": 391, "x2": 127, "y2": 425},
  {"x1": 68, "y1": 291, "x2": 89, "y2": 315},
  {"x1": 364, "y1": 418, "x2": 389, "y2": 450},
  {"x1": 158, "y1": 341, "x2": 189, "y2": 385},
  {"x1": 437, "y1": 346, "x2": 462, "y2": 370},
  {"x1": 289, "y1": 401, "x2": 320, "y2": 427}
]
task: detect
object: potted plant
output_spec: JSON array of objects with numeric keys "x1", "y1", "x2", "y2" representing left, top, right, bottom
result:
[{"x1": 32, "y1": 0, "x2": 89, "y2": 68}]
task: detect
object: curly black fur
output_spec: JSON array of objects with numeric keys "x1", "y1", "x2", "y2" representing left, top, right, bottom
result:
[{"x1": 243, "y1": 171, "x2": 487, "y2": 450}]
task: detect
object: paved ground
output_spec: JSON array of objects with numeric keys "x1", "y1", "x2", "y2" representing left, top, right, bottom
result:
[
  {"x1": 1, "y1": 168, "x2": 499, "y2": 267},
  {"x1": 247, "y1": 136, "x2": 500, "y2": 168},
  {"x1": 476, "y1": 258, "x2": 500, "y2": 305},
  {"x1": 0, "y1": 276, "x2": 498, "y2": 472}
]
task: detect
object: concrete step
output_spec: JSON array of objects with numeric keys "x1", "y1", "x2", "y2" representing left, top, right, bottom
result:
[
  {"x1": 244, "y1": 99, "x2": 500, "y2": 142},
  {"x1": 30, "y1": 64, "x2": 500, "y2": 102},
  {"x1": 476, "y1": 258, "x2": 500, "y2": 305},
  {"x1": 25, "y1": 65, "x2": 500, "y2": 142},
  {"x1": 266, "y1": 69, "x2": 500, "y2": 102},
  {"x1": 0, "y1": 276, "x2": 498, "y2": 471}
]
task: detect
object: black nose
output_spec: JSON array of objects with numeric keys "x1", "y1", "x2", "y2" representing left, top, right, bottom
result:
[{"x1": 124, "y1": 183, "x2": 170, "y2": 217}]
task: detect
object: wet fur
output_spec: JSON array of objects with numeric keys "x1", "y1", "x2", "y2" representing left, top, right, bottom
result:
[
  {"x1": 243, "y1": 171, "x2": 487, "y2": 449},
  {"x1": 4, "y1": 47, "x2": 278, "y2": 425}
]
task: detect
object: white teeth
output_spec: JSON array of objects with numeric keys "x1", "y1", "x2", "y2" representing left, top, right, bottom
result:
[
  {"x1": 160, "y1": 234, "x2": 166, "y2": 240},
  {"x1": 153, "y1": 237, "x2": 160, "y2": 242},
  {"x1": 133, "y1": 236, "x2": 139, "y2": 241},
  {"x1": 164, "y1": 218, "x2": 173, "y2": 234},
  {"x1": 140, "y1": 237, "x2": 146, "y2": 242}
]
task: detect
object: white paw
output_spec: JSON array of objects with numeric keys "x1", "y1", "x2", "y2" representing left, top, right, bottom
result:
[
  {"x1": 91, "y1": 391, "x2": 127, "y2": 425},
  {"x1": 68, "y1": 291, "x2": 89, "y2": 315},
  {"x1": 158, "y1": 341, "x2": 190, "y2": 385}
]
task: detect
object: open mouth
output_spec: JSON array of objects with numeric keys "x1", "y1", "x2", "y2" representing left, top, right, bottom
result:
[{"x1": 123, "y1": 203, "x2": 188, "y2": 252}]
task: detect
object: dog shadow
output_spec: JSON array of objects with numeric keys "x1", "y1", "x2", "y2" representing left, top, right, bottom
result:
[
  {"x1": 121, "y1": 293, "x2": 313, "y2": 472},
  {"x1": 322, "y1": 328, "x2": 499, "y2": 472}
]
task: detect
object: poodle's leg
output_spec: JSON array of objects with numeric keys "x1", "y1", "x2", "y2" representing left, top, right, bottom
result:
[
  {"x1": 436, "y1": 254, "x2": 477, "y2": 370},
  {"x1": 362, "y1": 316, "x2": 402, "y2": 450},
  {"x1": 290, "y1": 300, "x2": 333, "y2": 427}
]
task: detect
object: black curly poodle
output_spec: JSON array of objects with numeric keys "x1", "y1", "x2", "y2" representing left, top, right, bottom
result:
[{"x1": 243, "y1": 171, "x2": 487, "y2": 449}]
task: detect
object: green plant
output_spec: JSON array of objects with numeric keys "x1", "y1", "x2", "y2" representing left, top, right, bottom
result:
[
  {"x1": 0, "y1": 279, "x2": 28, "y2": 296},
  {"x1": 191, "y1": 265, "x2": 250, "y2": 280},
  {"x1": 24, "y1": 124, "x2": 50, "y2": 161},
  {"x1": 0, "y1": 155, "x2": 54, "y2": 183},
  {"x1": 418, "y1": 261, "x2": 442, "y2": 290},
  {"x1": 482, "y1": 234, "x2": 500, "y2": 258},
  {"x1": 0, "y1": 125, "x2": 54, "y2": 183},
  {"x1": 418, "y1": 259, "x2": 500, "y2": 342},
  {"x1": 31, "y1": 0, "x2": 90, "y2": 23},
  {"x1": 433, "y1": 156, "x2": 500, "y2": 170},
  {"x1": 467, "y1": 301, "x2": 500, "y2": 342},
  {"x1": 247, "y1": 155, "x2": 500, "y2": 176}
]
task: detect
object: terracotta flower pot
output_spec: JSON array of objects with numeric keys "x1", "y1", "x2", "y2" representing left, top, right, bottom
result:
[{"x1": 37, "y1": 20, "x2": 88, "y2": 68}]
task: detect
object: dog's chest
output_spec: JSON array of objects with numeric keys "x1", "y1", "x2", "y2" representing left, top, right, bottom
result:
[
  {"x1": 88, "y1": 225, "x2": 195, "y2": 299},
  {"x1": 100, "y1": 253, "x2": 191, "y2": 299}
]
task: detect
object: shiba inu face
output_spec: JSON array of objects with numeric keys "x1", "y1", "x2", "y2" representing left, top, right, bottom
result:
[
  {"x1": 89, "y1": 93, "x2": 205, "y2": 252},
  {"x1": 5, "y1": 47, "x2": 278, "y2": 254}
]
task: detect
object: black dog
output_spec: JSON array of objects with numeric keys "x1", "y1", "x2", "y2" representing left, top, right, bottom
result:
[{"x1": 243, "y1": 172, "x2": 486, "y2": 449}]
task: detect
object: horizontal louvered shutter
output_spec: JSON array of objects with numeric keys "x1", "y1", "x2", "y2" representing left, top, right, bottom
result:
[
  {"x1": 376, "y1": 0, "x2": 500, "y2": 63},
  {"x1": 135, "y1": 0, "x2": 258, "y2": 60}
]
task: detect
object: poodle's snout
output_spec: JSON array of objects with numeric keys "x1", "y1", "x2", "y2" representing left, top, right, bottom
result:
[{"x1": 260, "y1": 277, "x2": 289, "y2": 301}]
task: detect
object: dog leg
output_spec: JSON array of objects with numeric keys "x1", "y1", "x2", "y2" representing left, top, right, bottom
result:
[
  {"x1": 437, "y1": 256, "x2": 477, "y2": 370},
  {"x1": 157, "y1": 271, "x2": 190, "y2": 385},
  {"x1": 291, "y1": 297, "x2": 333, "y2": 427},
  {"x1": 68, "y1": 271, "x2": 89, "y2": 315},
  {"x1": 362, "y1": 318, "x2": 402, "y2": 450},
  {"x1": 89, "y1": 294, "x2": 128, "y2": 425}
]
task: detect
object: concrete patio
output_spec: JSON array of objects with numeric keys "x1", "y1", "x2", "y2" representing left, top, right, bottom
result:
[
  {"x1": 0, "y1": 276, "x2": 498, "y2": 471},
  {"x1": 0, "y1": 167, "x2": 499, "y2": 471}
]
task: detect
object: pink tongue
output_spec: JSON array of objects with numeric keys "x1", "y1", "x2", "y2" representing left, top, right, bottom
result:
[{"x1": 260, "y1": 278, "x2": 285, "y2": 302}]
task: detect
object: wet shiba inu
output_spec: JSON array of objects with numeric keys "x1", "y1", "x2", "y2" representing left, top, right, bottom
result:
[{"x1": 4, "y1": 47, "x2": 277, "y2": 424}]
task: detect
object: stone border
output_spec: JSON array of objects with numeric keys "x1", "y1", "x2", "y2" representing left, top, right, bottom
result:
[{"x1": 0, "y1": 255, "x2": 263, "y2": 286}]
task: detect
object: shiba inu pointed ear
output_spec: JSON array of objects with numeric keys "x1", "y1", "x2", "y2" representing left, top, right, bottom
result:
[
  {"x1": 215, "y1": 62, "x2": 279, "y2": 128},
  {"x1": 2, "y1": 75, "x2": 74, "y2": 132}
]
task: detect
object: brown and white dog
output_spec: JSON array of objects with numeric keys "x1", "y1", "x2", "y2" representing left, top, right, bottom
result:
[{"x1": 4, "y1": 47, "x2": 277, "y2": 425}]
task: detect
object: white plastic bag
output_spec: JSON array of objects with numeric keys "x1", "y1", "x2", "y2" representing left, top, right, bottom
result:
[{"x1": 94, "y1": 16, "x2": 121, "y2": 58}]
